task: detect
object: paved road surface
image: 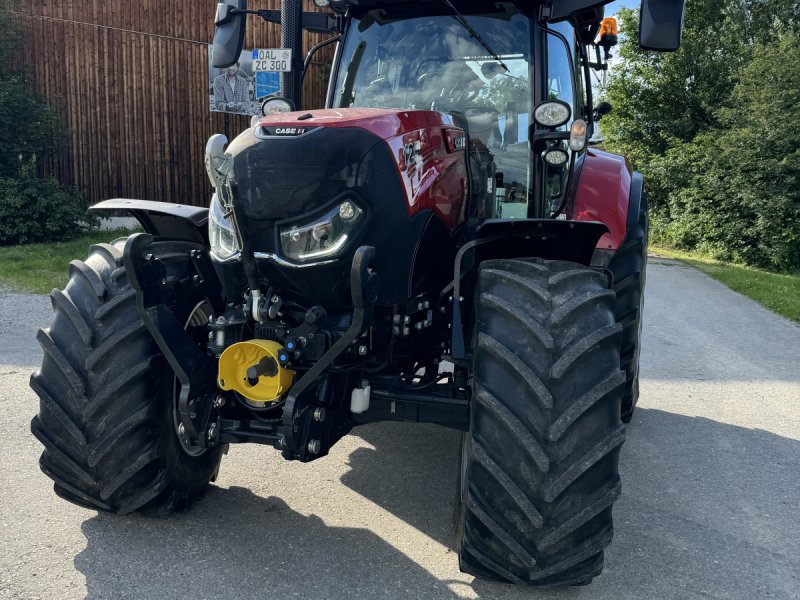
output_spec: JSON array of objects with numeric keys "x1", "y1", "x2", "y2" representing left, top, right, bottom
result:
[{"x1": 1, "y1": 258, "x2": 799, "y2": 599}]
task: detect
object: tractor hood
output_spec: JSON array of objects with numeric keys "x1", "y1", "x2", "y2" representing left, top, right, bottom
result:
[
  {"x1": 223, "y1": 108, "x2": 466, "y2": 226},
  {"x1": 220, "y1": 107, "x2": 468, "y2": 307},
  {"x1": 251, "y1": 108, "x2": 459, "y2": 142}
]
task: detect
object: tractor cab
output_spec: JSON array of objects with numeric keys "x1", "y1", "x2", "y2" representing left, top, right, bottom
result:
[{"x1": 212, "y1": 0, "x2": 684, "y2": 225}]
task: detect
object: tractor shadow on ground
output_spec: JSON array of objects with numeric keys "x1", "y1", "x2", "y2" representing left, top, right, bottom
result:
[
  {"x1": 74, "y1": 487, "x2": 466, "y2": 600},
  {"x1": 342, "y1": 422, "x2": 463, "y2": 550},
  {"x1": 341, "y1": 409, "x2": 800, "y2": 599},
  {"x1": 72, "y1": 410, "x2": 800, "y2": 600}
]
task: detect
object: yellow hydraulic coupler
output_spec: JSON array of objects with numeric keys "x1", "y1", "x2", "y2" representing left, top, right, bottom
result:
[{"x1": 217, "y1": 340, "x2": 294, "y2": 403}]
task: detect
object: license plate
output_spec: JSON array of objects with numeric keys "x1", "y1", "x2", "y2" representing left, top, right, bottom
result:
[{"x1": 253, "y1": 49, "x2": 293, "y2": 73}]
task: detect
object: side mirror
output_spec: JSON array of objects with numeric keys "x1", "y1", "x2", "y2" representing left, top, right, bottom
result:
[
  {"x1": 639, "y1": 0, "x2": 686, "y2": 52},
  {"x1": 593, "y1": 101, "x2": 613, "y2": 121},
  {"x1": 212, "y1": 0, "x2": 247, "y2": 68}
]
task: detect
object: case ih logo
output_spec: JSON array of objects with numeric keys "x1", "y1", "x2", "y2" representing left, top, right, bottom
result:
[
  {"x1": 275, "y1": 127, "x2": 306, "y2": 135},
  {"x1": 258, "y1": 126, "x2": 318, "y2": 137}
]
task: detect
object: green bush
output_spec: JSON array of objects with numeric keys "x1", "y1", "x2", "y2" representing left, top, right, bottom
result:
[
  {"x1": 0, "y1": 77, "x2": 62, "y2": 178},
  {"x1": 601, "y1": 5, "x2": 800, "y2": 273},
  {"x1": 0, "y1": 161, "x2": 98, "y2": 245},
  {"x1": 0, "y1": 5, "x2": 95, "y2": 245}
]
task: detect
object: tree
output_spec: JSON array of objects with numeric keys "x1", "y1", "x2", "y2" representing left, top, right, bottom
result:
[
  {"x1": 0, "y1": 4, "x2": 96, "y2": 243},
  {"x1": 600, "y1": 1, "x2": 800, "y2": 272},
  {"x1": 0, "y1": 8, "x2": 62, "y2": 178}
]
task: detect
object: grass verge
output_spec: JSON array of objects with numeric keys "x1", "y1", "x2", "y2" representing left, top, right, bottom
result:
[
  {"x1": 650, "y1": 246, "x2": 800, "y2": 324},
  {"x1": 2, "y1": 235, "x2": 797, "y2": 325},
  {"x1": 0, "y1": 229, "x2": 135, "y2": 295}
]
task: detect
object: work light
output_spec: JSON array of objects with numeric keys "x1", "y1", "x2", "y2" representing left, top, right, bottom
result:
[
  {"x1": 534, "y1": 100, "x2": 571, "y2": 128},
  {"x1": 261, "y1": 96, "x2": 295, "y2": 116},
  {"x1": 543, "y1": 148, "x2": 569, "y2": 166}
]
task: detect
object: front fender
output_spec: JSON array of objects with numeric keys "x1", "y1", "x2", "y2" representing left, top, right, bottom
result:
[
  {"x1": 90, "y1": 199, "x2": 208, "y2": 245},
  {"x1": 449, "y1": 218, "x2": 609, "y2": 360},
  {"x1": 572, "y1": 149, "x2": 643, "y2": 252}
]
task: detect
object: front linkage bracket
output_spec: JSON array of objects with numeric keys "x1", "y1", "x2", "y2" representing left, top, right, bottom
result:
[
  {"x1": 278, "y1": 246, "x2": 379, "y2": 462},
  {"x1": 123, "y1": 234, "x2": 224, "y2": 450}
]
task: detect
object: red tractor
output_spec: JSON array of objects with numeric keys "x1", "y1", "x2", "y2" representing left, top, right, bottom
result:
[{"x1": 31, "y1": 0, "x2": 684, "y2": 587}]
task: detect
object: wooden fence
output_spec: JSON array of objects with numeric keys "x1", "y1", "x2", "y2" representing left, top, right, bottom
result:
[{"x1": 11, "y1": 1, "x2": 334, "y2": 207}]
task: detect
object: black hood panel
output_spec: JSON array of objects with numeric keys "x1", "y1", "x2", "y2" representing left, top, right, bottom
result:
[{"x1": 227, "y1": 126, "x2": 390, "y2": 223}]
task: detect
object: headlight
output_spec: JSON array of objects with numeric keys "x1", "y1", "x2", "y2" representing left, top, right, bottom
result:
[
  {"x1": 280, "y1": 199, "x2": 364, "y2": 263},
  {"x1": 209, "y1": 193, "x2": 241, "y2": 262}
]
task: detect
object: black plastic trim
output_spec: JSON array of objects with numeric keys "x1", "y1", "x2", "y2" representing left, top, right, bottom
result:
[
  {"x1": 627, "y1": 171, "x2": 644, "y2": 233},
  {"x1": 90, "y1": 199, "x2": 208, "y2": 245},
  {"x1": 449, "y1": 218, "x2": 609, "y2": 359}
]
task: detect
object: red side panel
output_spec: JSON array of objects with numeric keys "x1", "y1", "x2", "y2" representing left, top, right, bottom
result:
[
  {"x1": 571, "y1": 149, "x2": 632, "y2": 251},
  {"x1": 383, "y1": 127, "x2": 468, "y2": 231},
  {"x1": 255, "y1": 109, "x2": 468, "y2": 232}
]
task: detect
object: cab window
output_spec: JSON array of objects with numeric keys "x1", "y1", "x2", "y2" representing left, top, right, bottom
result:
[
  {"x1": 545, "y1": 30, "x2": 575, "y2": 127},
  {"x1": 544, "y1": 29, "x2": 576, "y2": 210}
]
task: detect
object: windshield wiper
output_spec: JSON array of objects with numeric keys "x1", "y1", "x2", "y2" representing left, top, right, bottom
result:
[
  {"x1": 440, "y1": 0, "x2": 510, "y2": 73},
  {"x1": 340, "y1": 41, "x2": 367, "y2": 107}
]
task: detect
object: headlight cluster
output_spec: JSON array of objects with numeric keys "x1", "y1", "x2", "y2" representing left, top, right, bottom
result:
[
  {"x1": 209, "y1": 193, "x2": 241, "y2": 262},
  {"x1": 280, "y1": 200, "x2": 364, "y2": 263}
]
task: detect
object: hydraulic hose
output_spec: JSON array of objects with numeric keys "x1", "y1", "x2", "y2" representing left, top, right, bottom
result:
[{"x1": 226, "y1": 182, "x2": 262, "y2": 307}]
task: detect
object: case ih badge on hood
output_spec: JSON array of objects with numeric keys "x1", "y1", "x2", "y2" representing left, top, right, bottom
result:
[
  {"x1": 32, "y1": 0, "x2": 685, "y2": 589},
  {"x1": 259, "y1": 125, "x2": 318, "y2": 136}
]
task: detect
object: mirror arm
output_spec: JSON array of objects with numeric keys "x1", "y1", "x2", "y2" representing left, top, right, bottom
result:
[
  {"x1": 302, "y1": 12, "x2": 342, "y2": 34},
  {"x1": 303, "y1": 35, "x2": 342, "y2": 73},
  {"x1": 302, "y1": 35, "x2": 342, "y2": 86},
  {"x1": 231, "y1": 8, "x2": 282, "y2": 25},
  {"x1": 587, "y1": 43, "x2": 608, "y2": 71},
  {"x1": 230, "y1": 9, "x2": 341, "y2": 33}
]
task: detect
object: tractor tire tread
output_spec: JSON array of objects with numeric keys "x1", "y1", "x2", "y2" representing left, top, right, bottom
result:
[
  {"x1": 30, "y1": 238, "x2": 222, "y2": 515},
  {"x1": 456, "y1": 258, "x2": 625, "y2": 587}
]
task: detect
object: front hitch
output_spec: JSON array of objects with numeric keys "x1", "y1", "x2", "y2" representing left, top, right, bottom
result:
[{"x1": 278, "y1": 245, "x2": 378, "y2": 461}]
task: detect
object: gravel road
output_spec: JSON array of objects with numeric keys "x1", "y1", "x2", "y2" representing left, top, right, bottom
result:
[{"x1": 1, "y1": 258, "x2": 799, "y2": 600}]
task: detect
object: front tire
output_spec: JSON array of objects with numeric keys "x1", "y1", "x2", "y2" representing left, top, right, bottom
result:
[
  {"x1": 30, "y1": 238, "x2": 223, "y2": 514},
  {"x1": 455, "y1": 258, "x2": 625, "y2": 586}
]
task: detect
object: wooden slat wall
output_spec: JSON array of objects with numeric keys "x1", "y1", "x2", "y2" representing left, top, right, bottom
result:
[{"x1": 11, "y1": 1, "x2": 334, "y2": 207}]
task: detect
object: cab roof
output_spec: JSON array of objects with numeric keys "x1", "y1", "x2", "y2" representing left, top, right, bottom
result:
[
  {"x1": 333, "y1": 0, "x2": 614, "y2": 21},
  {"x1": 331, "y1": 0, "x2": 610, "y2": 40}
]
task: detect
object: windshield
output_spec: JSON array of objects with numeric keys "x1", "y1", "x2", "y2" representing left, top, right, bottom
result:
[{"x1": 333, "y1": 4, "x2": 533, "y2": 218}]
